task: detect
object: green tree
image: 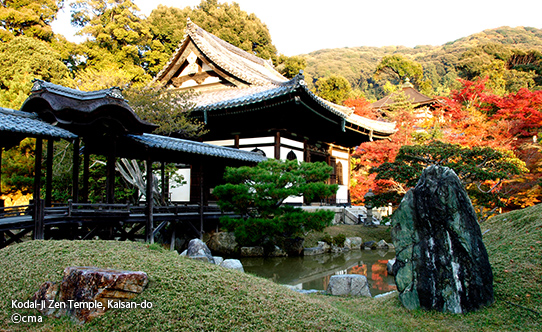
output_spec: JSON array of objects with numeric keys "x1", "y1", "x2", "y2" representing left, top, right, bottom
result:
[
  {"x1": 370, "y1": 140, "x2": 527, "y2": 221},
  {"x1": 213, "y1": 159, "x2": 337, "y2": 251},
  {"x1": 146, "y1": 0, "x2": 279, "y2": 72},
  {"x1": 375, "y1": 54, "x2": 424, "y2": 87},
  {"x1": 0, "y1": 0, "x2": 62, "y2": 42},
  {"x1": 315, "y1": 75, "x2": 352, "y2": 104},
  {"x1": 123, "y1": 84, "x2": 207, "y2": 139},
  {"x1": 0, "y1": 36, "x2": 70, "y2": 109},
  {"x1": 70, "y1": 0, "x2": 152, "y2": 84},
  {"x1": 1, "y1": 138, "x2": 36, "y2": 195},
  {"x1": 276, "y1": 55, "x2": 306, "y2": 79}
]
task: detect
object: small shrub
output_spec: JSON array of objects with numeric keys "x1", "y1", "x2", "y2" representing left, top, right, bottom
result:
[
  {"x1": 333, "y1": 233, "x2": 346, "y2": 247},
  {"x1": 320, "y1": 232, "x2": 333, "y2": 245}
]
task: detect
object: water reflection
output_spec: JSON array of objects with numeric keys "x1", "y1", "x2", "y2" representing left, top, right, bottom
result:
[{"x1": 240, "y1": 250, "x2": 397, "y2": 296}]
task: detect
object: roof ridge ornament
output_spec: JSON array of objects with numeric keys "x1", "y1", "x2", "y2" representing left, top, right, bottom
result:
[
  {"x1": 31, "y1": 79, "x2": 45, "y2": 92},
  {"x1": 107, "y1": 87, "x2": 124, "y2": 100},
  {"x1": 402, "y1": 77, "x2": 414, "y2": 88}
]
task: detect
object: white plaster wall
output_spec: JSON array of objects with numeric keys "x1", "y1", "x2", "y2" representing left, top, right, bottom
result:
[
  {"x1": 170, "y1": 168, "x2": 191, "y2": 202},
  {"x1": 336, "y1": 185, "x2": 348, "y2": 203}
]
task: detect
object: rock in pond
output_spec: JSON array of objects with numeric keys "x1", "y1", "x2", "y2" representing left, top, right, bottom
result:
[
  {"x1": 240, "y1": 246, "x2": 264, "y2": 257},
  {"x1": 207, "y1": 232, "x2": 238, "y2": 256},
  {"x1": 347, "y1": 237, "x2": 362, "y2": 250},
  {"x1": 392, "y1": 165, "x2": 494, "y2": 313},
  {"x1": 32, "y1": 267, "x2": 148, "y2": 324},
  {"x1": 326, "y1": 275, "x2": 371, "y2": 297}
]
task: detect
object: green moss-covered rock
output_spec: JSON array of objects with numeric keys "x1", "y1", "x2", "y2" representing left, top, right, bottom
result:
[{"x1": 391, "y1": 165, "x2": 494, "y2": 313}]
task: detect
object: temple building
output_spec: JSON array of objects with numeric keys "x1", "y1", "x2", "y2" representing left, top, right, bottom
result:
[
  {"x1": 371, "y1": 78, "x2": 439, "y2": 120},
  {"x1": 154, "y1": 19, "x2": 396, "y2": 204}
]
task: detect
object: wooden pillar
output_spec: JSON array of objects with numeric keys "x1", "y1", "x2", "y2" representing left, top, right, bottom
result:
[
  {"x1": 160, "y1": 161, "x2": 166, "y2": 204},
  {"x1": 105, "y1": 140, "x2": 116, "y2": 204},
  {"x1": 303, "y1": 140, "x2": 309, "y2": 162},
  {"x1": 0, "y1": 147, "x2": 3, "y2": 201},
  {"x1": 274, "y1": 131, "x2": 281, "y2": 159},
  {"x1": 145, "y1": 158, "x2": 154, "y2": 243},
  {"x1": 234, "y1": 134, "x2": 240, "y2": 149},
  {"x1": 72, "y1": 138, "x2": 80, "y2": 203},
  {"x1": 45, "y1": 139, "x2": 54, "y2": 207},
  {"x1": 82, "y1": 147, "x2": 90, "y2": 202},
  {"x1": 33, "y1": 138, "x2": 44, "y2": 240},
  {"x1": 170, "y1": 220, "x2": 176, "y2": 251},
  {"x1": 347, "y1": 149, "x2": 352, "y2": 205},
  {"x1": 199, "y1": 163, "x2": 204, "y2": 240}
]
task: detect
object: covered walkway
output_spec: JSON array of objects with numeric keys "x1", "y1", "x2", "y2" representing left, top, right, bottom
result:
[{"x1": 0, "y1": 80, "x2": 265, "y2": 248}]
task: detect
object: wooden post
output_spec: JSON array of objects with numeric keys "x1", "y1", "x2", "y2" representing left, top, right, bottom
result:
[
  {"x1": 33, "y1": 138, "x2": 44, "y2": 240},
  {"x1": 170, "y1": 220, "x2": 176, "y2": 251},
  {"x1": 45, "y1": 139, "x2": 54, "y2": 207},
  {"x1": 274, "y1": 131, "x2": 281, "y2": 159},
  {"x1": 105, "y1": 140, "x2": 116, "y2": 204},
  {"x1": 160, "y1": 161, "x2": 166, "y2": 204},
  {"x1": 72, "y1": 138, "x2": 80, "y2": 203},
  {"x1": 82, "y1": 148, "x2": 90, "y2": 202},
  {"x1": 145, "y1": 158, "x2": 154, "y2": 244},
  {"x1": 199, "y1": 163, "x2": 204, "y2": 240},
  {"x1": 0, "y1": 147, "x2": 3, "y2": 202},
  {"x1": 234, "y1": 134, "x2": 240, "y2": 149}
]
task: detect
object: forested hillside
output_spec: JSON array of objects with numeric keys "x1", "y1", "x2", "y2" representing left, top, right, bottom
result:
[{"x1": 302, "y1": 26, "x2": 542, "y2": 100}]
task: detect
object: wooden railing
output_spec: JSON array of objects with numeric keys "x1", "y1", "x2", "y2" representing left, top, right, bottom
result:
[{"x1": 0, "y1": 204, "x2": 32, "y2": 218}]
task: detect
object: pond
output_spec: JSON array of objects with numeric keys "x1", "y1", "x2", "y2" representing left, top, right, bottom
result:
[{"x1": 240, "y1": 249, "x2": 397, "y2": 296}]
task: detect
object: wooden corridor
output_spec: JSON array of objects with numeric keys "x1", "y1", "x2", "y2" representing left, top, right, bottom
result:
[{"x1": 0, "y1": 201, "x2": 233, "y2": 249}]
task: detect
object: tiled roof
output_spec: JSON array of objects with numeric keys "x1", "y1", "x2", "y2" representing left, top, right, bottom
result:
[
  {"x1": 155, "y1": 19, "x2": 396, "y2": 137},
  {"x1": 155, "y1": 19, "x2": 288, "y2": 86},
  {"x1": 22, "y1": 80, "x2": 158, "y2": 134},
  {"x1": 193, "y1": 75, "x2": 397, "y2": 135},
  {"x1": 371, "y1": 87, "x2": 437, "y2": 109},
  {"x1": 30, "y1": 79, "x2": 124, "y2": 101},
  {"x1": 0, "y1": 107, "x2": 77, "y2": 139},
  {"x1": 126, "y1": 133, "x2": 267, "y2": 163}
]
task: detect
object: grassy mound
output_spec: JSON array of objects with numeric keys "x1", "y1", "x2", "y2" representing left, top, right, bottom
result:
[
  {"x1": 1, "y1": 203, "x2": 540, "y2": 331},
  {"x1": 0, "y1": 240, "x2": 374, "y2": 331}
]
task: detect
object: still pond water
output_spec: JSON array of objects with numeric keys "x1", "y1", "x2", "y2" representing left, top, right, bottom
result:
[{"x1": 240, "y1": 249, "x2": 397, "y2": 296}]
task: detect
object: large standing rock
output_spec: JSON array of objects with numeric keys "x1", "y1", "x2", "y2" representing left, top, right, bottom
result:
[
  {"x1": 392, "y1": 165, "x2": 494, "y2": 313},
  {"x1": 326, "y1": 275, "x2": 371, "y2": 297},
  {"x1": 32, "y1": 267, "x2": 148, "y2": 324},
  {"x1": 207, "y1": 232, "x2": 238, "y2": 256},
  {"x1": 187, "y1": 238, "x2": 215, "y2": 263}
]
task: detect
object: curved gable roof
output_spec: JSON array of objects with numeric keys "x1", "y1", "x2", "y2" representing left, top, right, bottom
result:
[{"x1": 155, "y1": 19, "x2": 287, "y2": 87}]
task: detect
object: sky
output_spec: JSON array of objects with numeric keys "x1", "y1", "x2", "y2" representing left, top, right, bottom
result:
[{"x1": 52, "y1": 0, "x2": 542, "y2": 56}]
